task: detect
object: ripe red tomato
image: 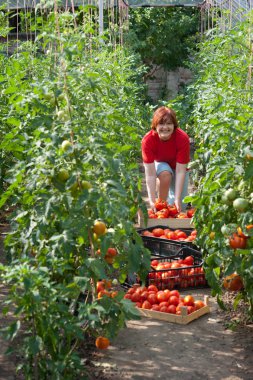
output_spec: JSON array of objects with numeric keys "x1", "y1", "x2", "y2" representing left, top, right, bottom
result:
[
  {"x1": 229, "y1": 233, "x2": 247, "y2": 249},
  {"x1": 159, "y1": 301, "x2": 169, "y2": 308},
  {"x1": 159, "y1": 305, "x2": 168, "y2": 313},
  {"x1": 185, "y1": 236, "x2": 195, "y2": 242},
  {"x1": 178, "y1": 212, "x2": 189, "y2": 219},
  {"x1": 176, "y1": 302, "x2": 185, "y2": 312},
  {"x1": 131, "y1": 292, "x2": 141, "y2": 303},
  {"x1": 171, "y1": 262, "x2": 181, "y2": 269},
  {"x1": 151, "y1": 259, "x2": 159, "y2": 267},
  {"x1": 187, "y1": 306, "x2": 196, "y2": 314},
  {"x1": 169, "y1": 295, "x2": 179, "y2": 306},
  {"x1": 148, "y1": 284, "x2": 158, "y2": 292},
  {"x1": 155, "y1": 199, "x2": 168, "y2": 211},
  {"x1": 96, "y1": 281, "x2": 105, "y2": 293},
  {"x1": 187, "y1": 208, "x2": 195, "y2": 218},
  {"x1": 107, "y1": 247, "x2": 118, "y2": 256},
  {"x1": 194, "y1": 300, "x2": 205, "y2": 310},
  {"x1": 152, "y1": 228, "x2": 165, "y2": 237},
  {"x1": 183, "y1": 256, "x2": 194, "y2": 266},
  {"x1": 140, "y1": 291, "x2": 149, "y2": 301},
  {"x1": 170, "y1": 290, "x2": 180, "y2": 298},
  {"x1": 157, "y1": 291, "x2": 167, "y2": 303},
  {"x1": 168, "y1": 205, "x2": 178, "y2": 216},
  {"x1": 142, "y1": 230, "x2": 153, "y2": 237},
  {"x1": 151, "y1": 304, "x2": 160, "y2": 311},
  {"x1": 147, "y1": 293, "x2": 158, "y2": 305},
  {"x1": 167, "y1": 304, "x2": 177, "y2": 314},
  {"x1": 184, "y1": 295, "x2": 195, "y2": 306},
  {"x1": 163, "y1": 289, "x2": 171, "y2": 300},
  {"x1": 176, "y1": 231, "x2": 187, "y2": 239},
  {"x1": 167, "y1": 231, "x2": 177, "y2": 240},
  {"x1": 157, "y1": 208, "x2": 169, "y2": 218},
  {"x1": 149, "y1": 213, "x2": 158, "y2": 219},
  {"x1": 142, "y1": 300, "x2": 152, "y2": 309}
]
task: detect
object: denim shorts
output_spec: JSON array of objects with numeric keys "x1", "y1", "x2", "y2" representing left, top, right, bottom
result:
[{"x1": 155, "y1": 161, "x2": 189, "y2": 210}]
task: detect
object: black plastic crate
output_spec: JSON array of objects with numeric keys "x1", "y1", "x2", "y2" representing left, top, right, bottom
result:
[
  {"x1": 137, "y1": 225, "x2": 197, "y2": 256},
  {"x1": 145, "y1": 246, "x2": 208, "y2": 290}
]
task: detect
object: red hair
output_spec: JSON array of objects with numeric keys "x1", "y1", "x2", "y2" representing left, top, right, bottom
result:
[{"x1": 151, "y1": 107, "x2": 178, "y2": 130}]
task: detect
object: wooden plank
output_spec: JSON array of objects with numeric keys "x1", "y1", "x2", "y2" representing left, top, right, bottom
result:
[
  {"x1": 138, "y1": 214, "x2": 194, "y2": 229},
  {"x1": 138, "y1": 295, "x2": 210, "y2": 325}
]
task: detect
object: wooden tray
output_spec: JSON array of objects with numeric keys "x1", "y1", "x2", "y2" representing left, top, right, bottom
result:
[
  {"x1": 138, "y1": 212, "x2": 194, "y2": 229},
  {"x1": 138, "y1": 295, "x2": 210, "y2": 325}
]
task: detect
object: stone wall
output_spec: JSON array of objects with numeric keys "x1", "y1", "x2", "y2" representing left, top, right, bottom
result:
[{"x1": 146, "y1": 66, "x2": 193, "y2": 102}]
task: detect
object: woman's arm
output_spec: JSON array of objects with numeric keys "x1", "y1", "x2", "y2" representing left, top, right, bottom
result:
[
  {"x1": 175, "y1": 163, "x2": 187, "y2": 212},
  {"x1": 143, "y1": 162, "x2": 157, "y2": 210}
]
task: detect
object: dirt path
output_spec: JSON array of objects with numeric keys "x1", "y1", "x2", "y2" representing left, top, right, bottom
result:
[{"x1": 92, "y1": 289, "x2": 253, "y2": 380}]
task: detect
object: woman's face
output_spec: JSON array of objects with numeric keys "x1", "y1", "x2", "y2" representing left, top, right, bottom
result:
[{"x1": 156, "y1": 122, "x2": 174, "y2": 141}]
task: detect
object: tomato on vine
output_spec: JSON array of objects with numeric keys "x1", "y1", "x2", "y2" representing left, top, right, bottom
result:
[{"x1": 229, "y1": 233, "x2": 247, "y2": 249}]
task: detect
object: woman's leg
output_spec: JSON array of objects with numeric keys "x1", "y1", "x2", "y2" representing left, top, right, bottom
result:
[
  {"x1": 155, "y1": 162, "x2": 173, "y2": 201},
  {"x1": 168, "y1": 170, "x2": 189, "y2": 210}
]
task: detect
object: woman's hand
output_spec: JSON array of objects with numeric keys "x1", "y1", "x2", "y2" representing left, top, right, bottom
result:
[
  {"x1": 149, "y1": 201, "x2": 157, "y2": 212},
  {"x1": 174, "y1": 199, "x2": 182, "y2": 213}
]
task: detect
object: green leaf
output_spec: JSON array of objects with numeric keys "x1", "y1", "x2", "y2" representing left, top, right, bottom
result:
[
  {"x1": 120, "y1": 299, "x2": 141, "y2": 320},
  {"x1": 244, "y1": 161, "x2": 253, "y2": 180},
  {"x1": 5, "y1": 320, "x2": 21, "y2": 341}
]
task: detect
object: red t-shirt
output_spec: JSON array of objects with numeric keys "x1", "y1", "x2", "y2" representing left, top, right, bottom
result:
[{"x1": 141, "y1": 128, "x2": 190, "y2": 169}]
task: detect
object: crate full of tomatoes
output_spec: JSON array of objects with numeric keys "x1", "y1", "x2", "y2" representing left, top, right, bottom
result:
[
  {"x1": 149, "y1": 199, "x2": 195, "y2": 219},
  {"x1": 124, "y1": 285, "x2": 210, "y2": 324},
  {"x1": 137, "y1": 225, "x2": 198, "y2": 256},
  {"x1": 138, "y1": 199, "x2": 195, "y2": 228},
  {"x1": 145, "y1": 246, "x2": 207, "y2": 290}
]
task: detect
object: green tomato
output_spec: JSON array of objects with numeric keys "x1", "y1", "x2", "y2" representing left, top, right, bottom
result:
[
  {"x1": 81, "y1": 180, "x2": 92, "y2": 190},
  {"x1": 57, "y1": 169, "x2": 70, "y2": 182},
  {"x1": 233, "y1": 198, "x2": 250, "y2": 213},
  {"x1": 44, "y1": 92, "x2": 55, "y2": 105},
  {"x1": 61, "y1": 140, "x2": 72, "y2": 152},
  {"x1": 221, "y1": 224, "x2": 237, "y2": 236},
  {"x1": 224, "y1": 188, "x2": 238, "y2": 201},
  {"x1": 221, "y1": 194, "x2": 232, "y2": 205},
  {"x1": 58, "y1": 93, "x2": 66, "y2": 102},
  {"x1": 57, "y1": 109, "x2": 70, "y2": 122}
]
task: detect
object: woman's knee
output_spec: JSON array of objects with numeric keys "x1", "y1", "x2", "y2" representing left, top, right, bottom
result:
[{"x1": 158, "y1": 170, "x2": 172, "y2": 185}]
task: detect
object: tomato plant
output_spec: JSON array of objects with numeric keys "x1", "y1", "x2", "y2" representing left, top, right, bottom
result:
[
  {"x1": 0, "y1": 8, "x2": 152, "y2": 378},
  {"x1": 173, "y1": 18, "x2": 253, "y2": 315}
]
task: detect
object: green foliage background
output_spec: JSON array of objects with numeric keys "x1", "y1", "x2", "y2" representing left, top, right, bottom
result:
[{"x1": 126, "y1": 6, "x2": 200, "y2": 71}]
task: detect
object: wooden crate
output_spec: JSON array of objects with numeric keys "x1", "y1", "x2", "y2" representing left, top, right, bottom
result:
[
  {"x1": 138, "y1": 213, "x2": 194, "y2": 229},
  {"x1": 138, "y1": 295, "x2": 210, "y2": 325}
]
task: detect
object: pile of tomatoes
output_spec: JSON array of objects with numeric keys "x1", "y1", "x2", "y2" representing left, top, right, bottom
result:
[
  {"x1": 124, "y1": 284, "x2": 206, "y2": 315},
  {"x1": 147, "y1": 256, "x2": 206, "y2": 289},
  {"x1": 141, "y1": 227, "x2": 197, "y2": 242},
  {"x1": 148, "y1": 199, "x2": 195, "y2": 219}
]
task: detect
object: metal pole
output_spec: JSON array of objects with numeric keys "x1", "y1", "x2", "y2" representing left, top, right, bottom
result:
[{"x1": 99, "y1": 0, "x2": 103, "y2": 35}]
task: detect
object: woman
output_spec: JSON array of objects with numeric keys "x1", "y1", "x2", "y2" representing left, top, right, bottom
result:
[{"x1": 141, "y1": 106, "x2": 190, "y2": 213}]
